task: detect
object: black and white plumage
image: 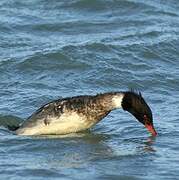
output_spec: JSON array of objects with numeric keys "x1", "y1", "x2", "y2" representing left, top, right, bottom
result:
[{"x1": 13, "y1": 91, "x2": 157, "y2": 136}]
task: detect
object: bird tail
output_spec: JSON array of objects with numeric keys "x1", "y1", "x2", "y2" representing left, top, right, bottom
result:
[
  {"x1": 7, "y1": 124, "x2": 20, "y2": 131},
  {"x1": 0, "y1": 115, "x2": 22, "y2": 132}
]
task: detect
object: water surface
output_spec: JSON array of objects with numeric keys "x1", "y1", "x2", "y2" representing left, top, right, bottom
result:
[{"x1": 0, "y1": 0, "x2": 179, "y2": 179}]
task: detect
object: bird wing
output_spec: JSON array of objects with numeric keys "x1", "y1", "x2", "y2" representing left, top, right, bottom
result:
[{"x1": 19, "y1": 99, "x2": 67, "y2": 128}]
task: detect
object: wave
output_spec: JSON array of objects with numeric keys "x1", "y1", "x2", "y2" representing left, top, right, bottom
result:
[{"x1": 16, "y1": 50, "x2": 91, "y2": 72}]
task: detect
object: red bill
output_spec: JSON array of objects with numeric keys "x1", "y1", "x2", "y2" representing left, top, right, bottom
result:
[{"x1": 145, "y1": 123, "x2": 157, "y2": 136}]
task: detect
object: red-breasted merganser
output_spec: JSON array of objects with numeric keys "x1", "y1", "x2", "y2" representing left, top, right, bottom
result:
[{"x1": 10, "y1": 91, "x2": 157, "y2": 136}]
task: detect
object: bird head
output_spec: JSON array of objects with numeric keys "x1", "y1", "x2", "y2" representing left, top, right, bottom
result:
[{"x1": 122, "y1": 91, "x2": 157, "y2": 136}]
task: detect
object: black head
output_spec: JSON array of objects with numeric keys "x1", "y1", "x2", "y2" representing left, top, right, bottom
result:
[{"x1": 121, "y1": 91, "x2": 157, "y2": 136}]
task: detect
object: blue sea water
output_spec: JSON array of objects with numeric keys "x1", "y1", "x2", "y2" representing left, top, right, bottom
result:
[{"x1": 0, "y1": 0, "x2": 179, "y2": 179}]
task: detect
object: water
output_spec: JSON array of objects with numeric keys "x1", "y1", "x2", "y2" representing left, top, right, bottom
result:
[{"x1": 0, "y1": 0, "x2": 179, "y2": 179}]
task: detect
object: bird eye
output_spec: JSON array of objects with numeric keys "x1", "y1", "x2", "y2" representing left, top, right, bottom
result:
[
  {"x1": 144, "y1": 115, "x2": 150, "y2": 125},
  {"x1": 144, "y1": 115, "x2": 147, "y2": 119}
]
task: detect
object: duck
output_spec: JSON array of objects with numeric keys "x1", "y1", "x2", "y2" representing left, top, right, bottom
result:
[{"x1": 10, "y1": 90, "x2": 157, "y2": 136}]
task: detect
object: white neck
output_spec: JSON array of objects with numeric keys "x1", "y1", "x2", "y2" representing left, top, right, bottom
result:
[{"x1": 112, "y1": 93, "x2": 124, "y2": 109}]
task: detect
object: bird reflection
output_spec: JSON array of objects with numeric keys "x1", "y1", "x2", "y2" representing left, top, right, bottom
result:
[{"x1": 142, "y1": 136, "x2": 157, "y2": 152}]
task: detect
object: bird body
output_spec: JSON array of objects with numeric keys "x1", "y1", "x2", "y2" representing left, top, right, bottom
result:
[
  {"x1": 16, "y1": 93, "x2": 123, "y2": 135},
  {"x1": 14, "y1": 91, "x2": 157, "y2": 136}
]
